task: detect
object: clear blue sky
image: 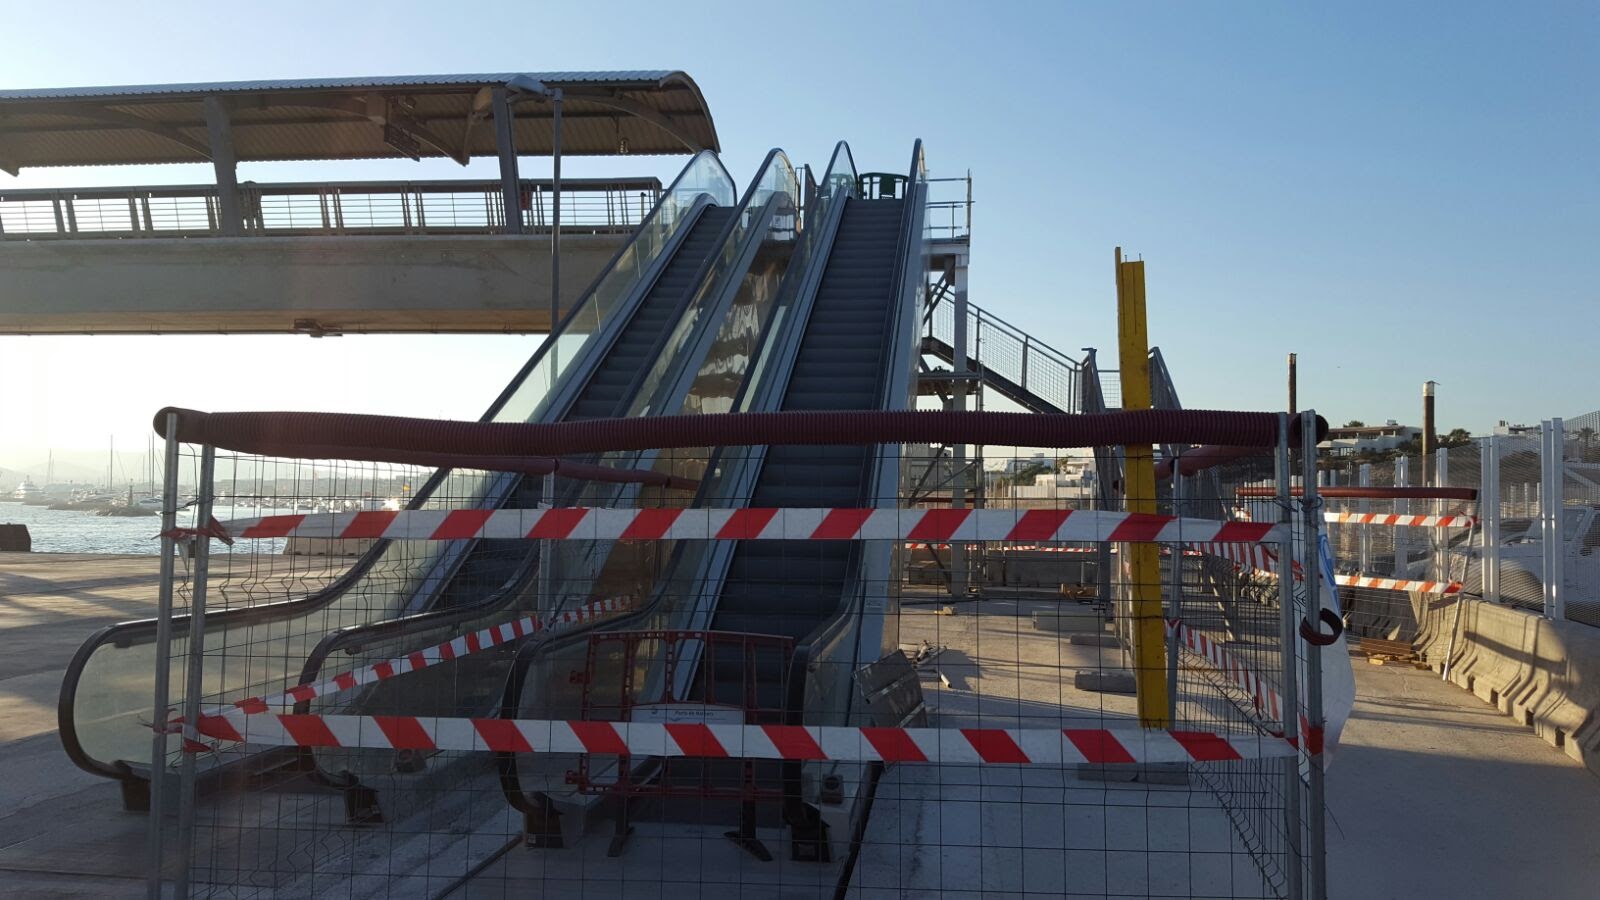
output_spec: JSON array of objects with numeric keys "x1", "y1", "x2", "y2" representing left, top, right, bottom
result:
[{"x1": 1, "y1": 0, "x2": 1595, "y2": 466}]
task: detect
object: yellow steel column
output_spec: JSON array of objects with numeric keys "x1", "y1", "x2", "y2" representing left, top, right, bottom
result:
[{"x1": 1115, "y1": 248, "x2": 1170, "y2": 727}]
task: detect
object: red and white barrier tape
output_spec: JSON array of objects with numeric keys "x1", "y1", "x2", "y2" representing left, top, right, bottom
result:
[
  {"x1": 1166, "y1": 618, "x2": 1284, "y2": 723},
  {"x1": 907, "y1": 542, "x2": 1097, "y2": 554},
  {"x1": 1337, "y1": 575, "x2": 1462, "y2": 594},
  {"x1": 1188, "y1": 541, "x2": 1303, "y2": 579},
  {"x1": 1187, "y1": 543, "x2": 1459, "y2": 595},
  {"x1": 204, "y1": 596, "x2": 632, "y2": 720},
  {"x1": 191, "y1": 714, "x2": 1297, "y2": 764},
  {"x1": 1165, "y1": 618, "x2": 1318, "y2": 752},
  {"x1": 907, "y1": 543, "x2": 1201, "y2": 557},
  {"x1": 214, "y1": 507, "x2": 1284, "y2": 546},
  {"x1": 1323, "y1": 512, "x2": 1477, "y2": 528}
]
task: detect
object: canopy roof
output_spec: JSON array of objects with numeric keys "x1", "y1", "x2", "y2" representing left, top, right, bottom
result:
[{"x1": 0, "y1": 71, "x2": 719, "y2": 173}]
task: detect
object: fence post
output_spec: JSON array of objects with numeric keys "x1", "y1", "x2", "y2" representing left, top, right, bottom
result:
[
  {"x1": 145, "y1": 412, "x2": 182, "y2": 900},
  {"x1": 949, "y1": 263, "x2": 971, "y2": 602},
  {"x1": 1166, "y1": 449, "x2": 1182, "y2": 725},
  {"x1": 1542, "y1": 419, "x2": 1564, "y2": 620},
  {"x1": 1358, "y1": 464, "x2": 1371, "y2": 574},
  {"x1": 1300, "y1": 411, "x2": 1327, "y2": 900},
  {"x1": 1435, "y1": 449, "x2": 1450, "y2": 583},
  {"x1": 172, "y1": 445, "x2": 216, "y2": 899},
  {"x1": 1393, "y1": 456, "x2": 1409, "y2": 576},
  {"x1": 1484, "y1": 436, "x2": 1502, "y2": 603},
  {"x1": 1275, "y1": 412, "x2": 1304, "y2": 900}
]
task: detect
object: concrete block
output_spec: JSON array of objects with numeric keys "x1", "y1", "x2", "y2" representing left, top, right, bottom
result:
[
  {"x1": 1068, "y1": 633, "x2": 1121, "y2": 648},
  {"x1": 1416, "y1": 594, "x2": 1600, "y2": 778},
  {"x1": 1074, "y1": 670, "x2": 1137, "y2": 694},
  {"x1": 0, "y1": 523, "x2": 30, "y2": 552},
  {"x1": 1032, "y1": 609, "x2": 1103, "y2": 634}
]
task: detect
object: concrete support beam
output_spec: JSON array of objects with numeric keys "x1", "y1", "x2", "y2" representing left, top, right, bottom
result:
[{"x1": 0, "y1": 233, "x2": 624, "y2": 334}]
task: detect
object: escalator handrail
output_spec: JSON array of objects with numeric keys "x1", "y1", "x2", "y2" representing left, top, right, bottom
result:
[
  {"x1": 607, "y1": 149, "x2": 799, "y2": 423},
  {"x1": 297, "y1": 151, "x2": 800, "y2": 686},
  {"x1": 57, "y1": 151, "x2": 733, "y2": 782},
  {"x1": 292, "y1": 189, "x2": 795, "y2": 706},
  {"x1": 58, "y1": 151, "x2": 729, "y2": 658},
  {"x1": 293, "y1": 155, "x2": 803, "y2": 741},
  {"x1": 490, "y1": 148, "x2": 834, "y2": 675}
]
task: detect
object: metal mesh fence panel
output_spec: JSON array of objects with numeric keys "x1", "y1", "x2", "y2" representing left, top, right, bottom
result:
[
  {"x1": 1561, "y1": 432, "x2": 1600, "y2": 628},
  {"x1": 138, "y1": 443, "x2": 1325, "y2": 898}
]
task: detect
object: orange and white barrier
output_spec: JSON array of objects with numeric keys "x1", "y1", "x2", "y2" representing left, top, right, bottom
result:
[{"x1": 1323, "y1": 512, "x2": 1476, "y2": 528}]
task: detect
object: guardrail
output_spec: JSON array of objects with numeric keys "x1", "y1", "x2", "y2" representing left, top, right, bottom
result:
[
  {"x1": 0, "y1": 177, "x2": 661, "y2": 240},
  {"x1": 926, "y1": 174, "x2": 971, "y2": 241}
]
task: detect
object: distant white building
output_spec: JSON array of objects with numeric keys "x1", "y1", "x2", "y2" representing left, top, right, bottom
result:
[
  {"x1": 998, "y1": 452, "x2": 1053, "y2": 475},
  {"x1": 1319, "y1": 421, "x2": 1419, "y2": 456},
  {"x1": 998, "y1": 458, "x2": 1095, "y2": 503},
  {"x1": 1491, "y1": 420, "x2": 1541, "y2": 438}
]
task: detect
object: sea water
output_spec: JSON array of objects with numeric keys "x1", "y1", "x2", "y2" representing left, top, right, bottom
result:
[{"x1": 0, "y1": 502, "x2": 287, "y2": 554}]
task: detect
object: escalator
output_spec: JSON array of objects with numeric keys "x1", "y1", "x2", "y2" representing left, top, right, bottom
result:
[
  {"x1": 496, "y1": 142, "x2": 928, "y2": 865},
  {"x1": 56, "y1": 150, "x2": 754, "y2": 808},
  {"x1": 566, "y1": 212, "x2": 733, "y2": 422},
  {"x1": 283, "y1": 151, "x2": 804, "y2": 823},
  {"x1": 429, "y1": 206, "x2": 736, "y2": 611},
  {"x1": 707, "y1": 197, "x2": 906, "y2": 645}
]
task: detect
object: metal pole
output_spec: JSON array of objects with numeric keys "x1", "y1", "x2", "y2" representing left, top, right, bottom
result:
[
  {"x1": 490, "y1": 88, "x2": 522, "y2": 236},
  {"x1": 1300, "y1": 411, "x2": 1328, "y2": 900},
  {"x1": 1435, "y1": 448, "x2": 1450, "y2": 583},
  {"x1": 202, "y1": 97, "x2": 243, "y2": 237},
  {"x1": 145, "y1": 412, "x2": 182, "y2": 899},
  {"x1": 1116, "y1": 249, "x2": 1170, "y2": 725},
  {"x1": 173, "y1": 445, "x2": 216, "y2": 899},
  {"x1": 1166, "y1": 450, "x2": 1182, "y2": 726},
  {"x1": 1393, "y1": 456, "x2": 1409, "y2": 577},
  {"x1": 1485, "y1": 436, "x2": 1502, "y2": 603},
  {"x1": 1543, "y1": 419, "x2": 1565, "y2": 620},
  {"x1": 950, "y1": 262, "x2": 970, "y2": 602},
  {"x1": 1358, "y1": 463, "x2": 1371, "y2": 574},
  {"x1": 1287, "y1": 353, "x2": 1297, "y2": 415},
  {"x1": 1275, "y1": 413, "x2": 1304, "y2": 900},
  {"x1": 551, "y1": 90, "x2": 563, "y2": 335},
  {"x1": 1422, "y1": 381, "x2": 1437, "y2": 485}
]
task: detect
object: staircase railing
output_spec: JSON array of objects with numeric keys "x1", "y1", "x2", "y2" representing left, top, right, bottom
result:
[{"x1": 921, "y1": 288, "x2": 1083, "y2": 414}]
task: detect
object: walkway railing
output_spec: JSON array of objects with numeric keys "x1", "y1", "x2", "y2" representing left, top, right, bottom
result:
[{"x1": 0, "y1": 177, "x2": 661, "y2": 240}]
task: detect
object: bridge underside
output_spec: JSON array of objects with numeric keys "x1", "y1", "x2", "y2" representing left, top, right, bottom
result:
[{"x1": 0, "y1": 232, "x2": 624, "y2": 335}]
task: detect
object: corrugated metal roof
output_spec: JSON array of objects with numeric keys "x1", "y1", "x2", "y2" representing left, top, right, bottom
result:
[
  {"x1": 0, "y1": 71, "x2": 718, "y2": 170},
  {"x1": 0, "y1": 72, "x2": 682, "y2": 101}
]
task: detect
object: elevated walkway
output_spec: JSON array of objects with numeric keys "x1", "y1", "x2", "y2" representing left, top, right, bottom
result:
[
  {"x1": 0, "y1": 71, "x2": 714, "y2": 335},
  {"x1": 0, "y1": 178, "x2": 652, "y2": 334}
]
